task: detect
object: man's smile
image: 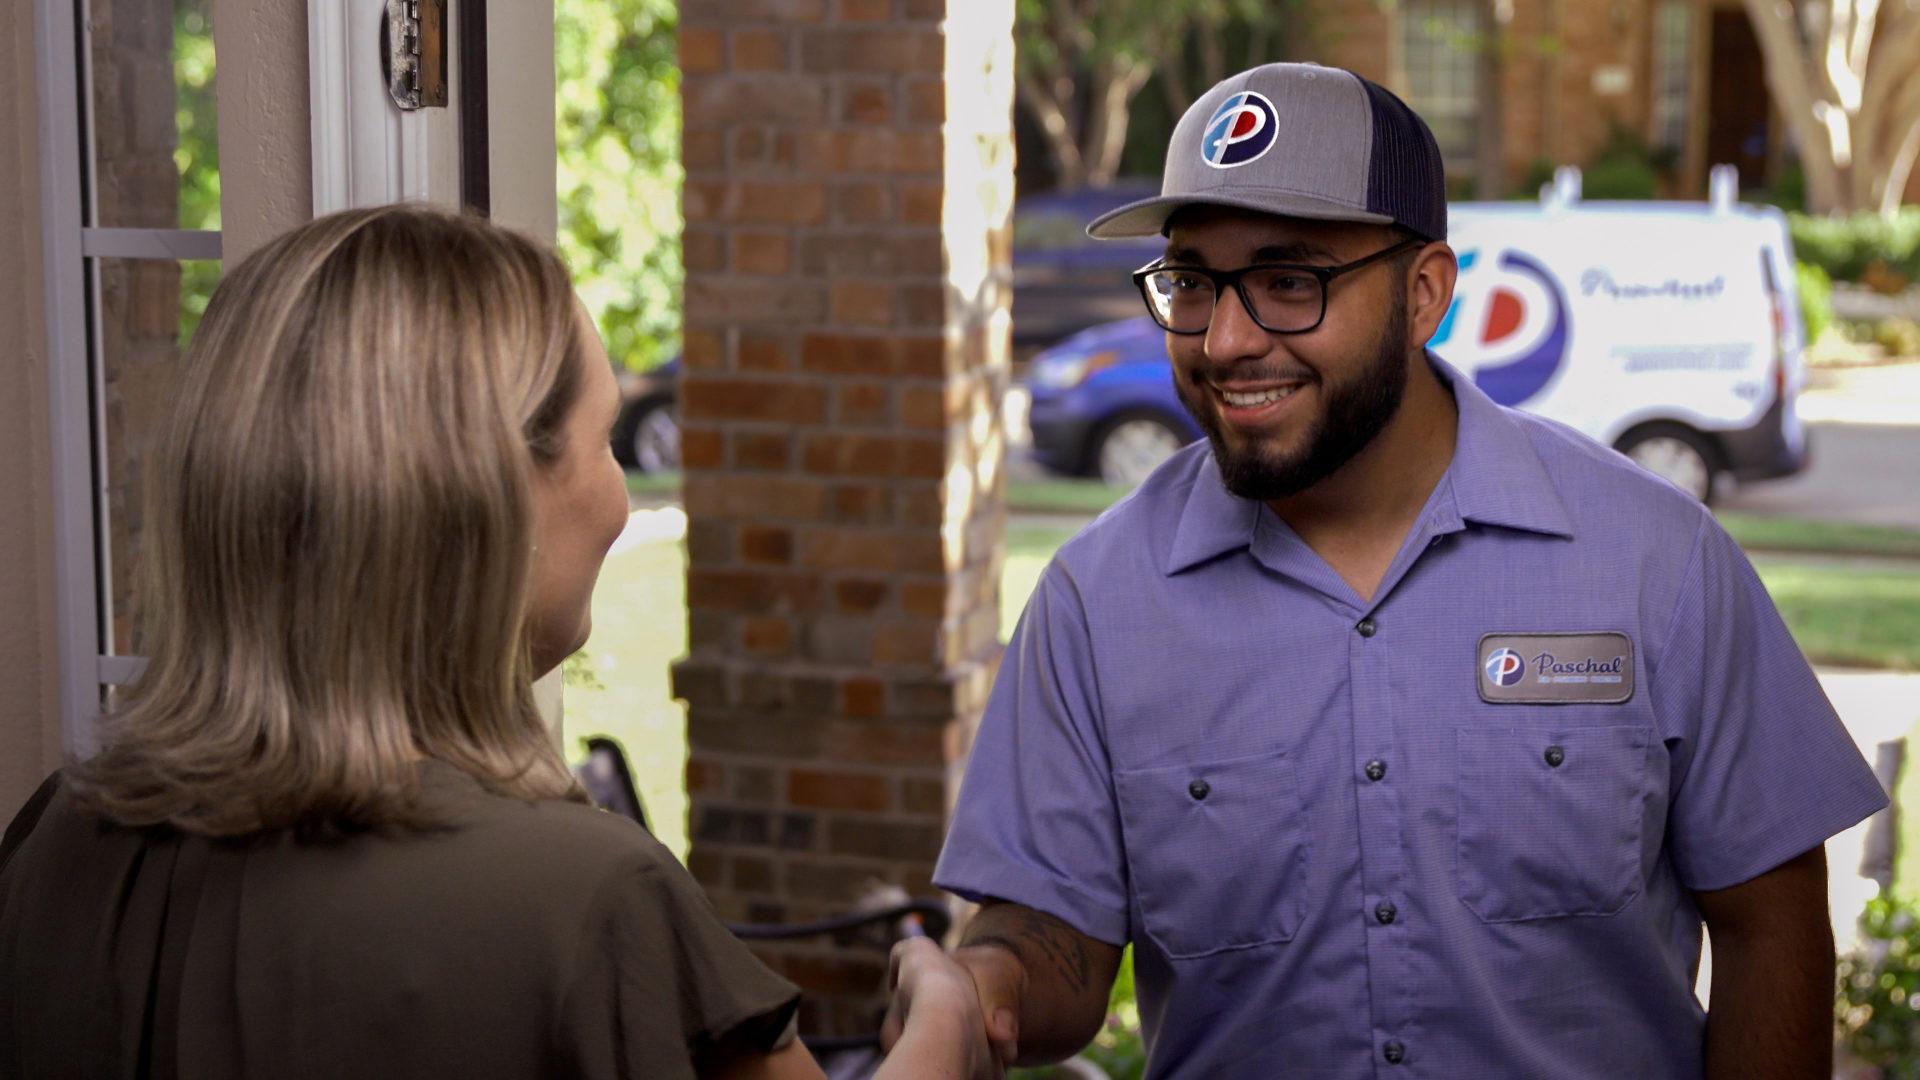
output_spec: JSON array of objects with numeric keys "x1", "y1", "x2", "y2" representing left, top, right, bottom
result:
[{"x1": 1208, "y1": 378, "x2": 1313, "y2": 431}]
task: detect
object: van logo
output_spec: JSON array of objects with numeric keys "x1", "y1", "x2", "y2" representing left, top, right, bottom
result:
[
  {"x1": 1200, "y1": 91, "x2": 1278, "y2": 169},
  {"x1": 1429, "y1": 248, "x2": 1570, "y2": 407}
]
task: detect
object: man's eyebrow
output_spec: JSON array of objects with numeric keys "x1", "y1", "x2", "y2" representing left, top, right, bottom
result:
[
  {"x1": 1160, "y1": 240, "x2": 1337, "y2": 265},
  {"x1": 1251, "y1": 241, "x2": 1336, "y2": 263}
]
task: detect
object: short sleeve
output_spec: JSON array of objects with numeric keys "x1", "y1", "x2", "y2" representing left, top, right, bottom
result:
[
  {"x1": 1653, "y1": 519, "x2": 1889, "y2": 891},
  {"x1": 555, "y1": 846, "x2": 801, "y2": 1079},
  {"x1": 934, "y1": 564, "x2": 1131, "y2": 946}
]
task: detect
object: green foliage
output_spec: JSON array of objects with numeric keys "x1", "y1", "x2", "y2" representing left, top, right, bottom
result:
[
  {"x1": 1764, "y1": 159, "x2": 1808, "y2": 213},
  {"x1": 562, "y1": 650, "x2": 604, "y2": 690},
  {"x1": 1795, "y1": 260, "x2": 1833, "y2": 343},
  {"x1": 1514, "y1": 157, "x2": 1557, "y2": 200},
  {"x1": 1875, "y1": 317, "x2": 1920, "y2": 358},
  {"x1": 1788, "y1": 209, "x2": 1920, "y2": 286},
  {"x1": 1580, "y1": 126, "x2": 1665, "y2": 200},
  {"x1": 175, "y1": 1, "x2": 220, "y2": 346},
  {"x1": 1078, "y1": 946, "x2": 1147, "y2": 1079},
  {"x1": 555, "y1": 0, "x2": 682, "y2": 372},
  {"x1": 1838, "y1": 895, "x2": 1920, "y2": 1077},
  {"x1": 174, "y1": 2, "x2": 219, "y2": 232},
  {"x1": 1019, "y1": 0, "x2": 1307, "y2": 186}
]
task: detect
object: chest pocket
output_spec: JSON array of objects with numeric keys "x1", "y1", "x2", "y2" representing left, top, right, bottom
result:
[
  {"x1": 1455, "y1": 724, "x2": 1654, "y2": 922},
  {"x1": 1113, "y1": 751, "x2": 1307, "y2": 958}
]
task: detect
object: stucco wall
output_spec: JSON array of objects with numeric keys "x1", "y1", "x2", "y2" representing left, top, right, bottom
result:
[
  {"x1": 0, "y1": 4, "x2": 65, "y2": 818},
  {"x1": 213, "y1": 0, "x2": 312, "y2": 264}
]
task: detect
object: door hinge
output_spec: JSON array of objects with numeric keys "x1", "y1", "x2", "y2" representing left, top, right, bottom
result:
[{"x1": 384, "y1": 0, "x2": 448, "y2": 110}]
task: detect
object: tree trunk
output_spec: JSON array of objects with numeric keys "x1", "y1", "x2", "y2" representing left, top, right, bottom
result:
[
  {"x1": 1018, "y1": 74, "x2": 1087, "y2": 190},
  {"x1": 1881, "y1": 115, "x2": 1920, "y2": 217},
  {"x1": 1740, "y1": 0, "x2": 1850, "y2": 212},
  {"x1": 1081, "y1": 57, "x2": 1149, "y2": 187}
]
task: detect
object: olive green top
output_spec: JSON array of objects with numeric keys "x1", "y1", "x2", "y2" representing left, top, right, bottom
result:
[{"x1": 0, "y1": 762, "x2": 798, "y2": 1079}]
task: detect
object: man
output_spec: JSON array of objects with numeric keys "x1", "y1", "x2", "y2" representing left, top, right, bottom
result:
[{"x1": 909, "y1": 63, "x2": 1888, "y2": 1077}]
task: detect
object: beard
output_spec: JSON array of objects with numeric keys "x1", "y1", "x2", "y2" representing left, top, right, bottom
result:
[{"x1": 1176, "y1": 297, "x2": 1411, "y2": 502}]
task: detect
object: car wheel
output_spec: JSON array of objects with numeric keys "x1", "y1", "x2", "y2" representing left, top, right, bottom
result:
[
  {"x1": 630, "y1": 401, "x2": 681, "y2": 474},
  {"x1": 1093, "y1": 413, "x2": 1186, "y2": 488},
  {"x1": 1616, "y1": 423, "x2": 1718, "y2": 504}
]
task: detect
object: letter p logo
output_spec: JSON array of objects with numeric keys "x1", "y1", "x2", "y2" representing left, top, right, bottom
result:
[{"x1": 1201, "y1": 91, "x2": 1279, "y2": 168}]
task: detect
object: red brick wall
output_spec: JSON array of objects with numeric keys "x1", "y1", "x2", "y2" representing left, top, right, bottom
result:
[
  {"x1": 1309, "y1": 0, "x2": 1681, "y2": 196},
  {"x1": 674, "y1": 0, "x2": 1013, "y2": 1035}
]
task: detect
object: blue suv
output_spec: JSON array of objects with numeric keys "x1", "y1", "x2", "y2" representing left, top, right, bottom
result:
[{"x1": 1025, "y1": 316, "x2": 1201, "y2": 487}]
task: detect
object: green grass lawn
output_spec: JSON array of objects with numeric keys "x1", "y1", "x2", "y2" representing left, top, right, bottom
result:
[
  {"x1": 560, "y1": 530, "x2": 692, "y2": 859},
  {"x1": 1750, "y1": 556, "x2": 1920, "y2": 670}
]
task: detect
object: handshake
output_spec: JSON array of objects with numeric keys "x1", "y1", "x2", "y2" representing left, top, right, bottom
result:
[{"x1": 876, "y1": 937, "x2": 1024, "y2": 1080}]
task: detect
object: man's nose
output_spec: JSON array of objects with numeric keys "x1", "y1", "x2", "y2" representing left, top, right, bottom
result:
[{"x1": 1204, "y1": 285, "x2": 1269, "y2": 364}]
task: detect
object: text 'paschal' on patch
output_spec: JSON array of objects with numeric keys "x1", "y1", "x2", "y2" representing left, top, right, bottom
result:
[{"x1": 1478, "y1": 632, "x2": 1635, "y2": 704}]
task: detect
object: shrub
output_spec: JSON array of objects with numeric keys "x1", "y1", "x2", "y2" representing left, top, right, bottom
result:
[
  {"x1": 1875, "y1": 317, "x2": 1920, "y2": 359},
  {"x1": 1837, "y1": 895, "x2": 1920, "y2": 1077},
  {"x1": 1796, "y1": 261, "x2": 1833, "y2": 343},
  {"x1": 1583, "y1": 156, "x2": 1661, "y2": 200},
  {"x1": 1788, "y1": 209, "x2": 1920, "y2": 287}
]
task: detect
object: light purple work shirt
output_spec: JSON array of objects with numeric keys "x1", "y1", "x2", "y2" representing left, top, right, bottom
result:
[{"x1": 935, "y1": 358, "x2": 1887, "y2": 1078}]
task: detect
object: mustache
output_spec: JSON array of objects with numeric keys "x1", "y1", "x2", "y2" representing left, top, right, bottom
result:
[{"x1": 1186, "y1": 362, "x2": 1320, "y2": 386}]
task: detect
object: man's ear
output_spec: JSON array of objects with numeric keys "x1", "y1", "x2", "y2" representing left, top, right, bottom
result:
[{"x1": 1405, "y1": 242, "x2": 1459, "y2": 348}]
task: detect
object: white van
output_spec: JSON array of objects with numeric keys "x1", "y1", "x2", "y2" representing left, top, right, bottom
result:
[{"x1": 1433, "y1": 169, "x2": 1809, "y2": 503}]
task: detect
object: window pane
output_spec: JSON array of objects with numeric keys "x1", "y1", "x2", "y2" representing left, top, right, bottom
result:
[
  {"x1": 1402, "y1": 0, "x2": 1479, "y2": 167},
  {"x1": 98, "y1": 258, "x2": 221, "y2": 655},
  {"x1": 88, "y1": 0, "x2": 220, "y2": 230},
  {"x1": 1651, "y1": 2, "x2": 1693, "y2": 154}
]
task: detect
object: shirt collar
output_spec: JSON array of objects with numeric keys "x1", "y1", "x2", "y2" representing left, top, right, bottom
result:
[
  {"x1": 1433, "y1": 356, "x2": 1574, "y2": 540},
  {"x1": 1164, "y1": 354, "x2": 1572, "y2": 576}
]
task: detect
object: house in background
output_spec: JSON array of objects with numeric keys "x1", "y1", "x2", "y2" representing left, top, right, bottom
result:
[{"x1": 1013, "y1": 0, "x2": 1919, "y2": 209}]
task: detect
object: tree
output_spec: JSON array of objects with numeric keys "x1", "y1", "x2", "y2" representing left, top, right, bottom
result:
[
  {"x1": 555, "y1": 0, "x2": 682, "y2": 371},
  {"x1": 1015, "y1": 0, "x2": 1305, "y2": 190},
  {"x1": 1741, "y1": 0, "x2": 1920, "y2": 216}
]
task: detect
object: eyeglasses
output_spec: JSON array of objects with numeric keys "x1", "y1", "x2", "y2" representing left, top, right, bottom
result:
[{"x1": 1132, "y1": 237, "x2": 1423, "y2": 335}]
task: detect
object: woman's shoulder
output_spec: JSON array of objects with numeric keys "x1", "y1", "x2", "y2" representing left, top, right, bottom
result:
[{"x1": 412, "y1": 759, "x2": 675, "y2": 877}]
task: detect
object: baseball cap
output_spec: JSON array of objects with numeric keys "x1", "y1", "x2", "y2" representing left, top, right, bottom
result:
[{"x1": 1086, "y1": 62, "x2": 1448, "y2": 242}]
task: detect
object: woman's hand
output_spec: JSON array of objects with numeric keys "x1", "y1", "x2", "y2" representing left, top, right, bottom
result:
[{"x1": 877, "y1": 937, "x2": 1001, "y2": 1080}]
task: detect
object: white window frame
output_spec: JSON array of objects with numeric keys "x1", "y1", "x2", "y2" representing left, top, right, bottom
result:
[{"x1": 37, "y1": 0, "x2": 226, "y2": 754}]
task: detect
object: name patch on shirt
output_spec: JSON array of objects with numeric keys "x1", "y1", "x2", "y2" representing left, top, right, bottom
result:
[{"x1": 1478, "y1": 632, "x2": 1635, "y2": 704}]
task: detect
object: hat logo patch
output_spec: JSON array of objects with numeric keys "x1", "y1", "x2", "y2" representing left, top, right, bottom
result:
[{"x1": 1201, "y1": 91, "x2": 1278, "y2": 169}]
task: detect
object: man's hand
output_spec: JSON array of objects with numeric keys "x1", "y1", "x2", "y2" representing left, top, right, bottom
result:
[{"x1": 877, "y1": 937, "x2": 1000, "y2": 1080}]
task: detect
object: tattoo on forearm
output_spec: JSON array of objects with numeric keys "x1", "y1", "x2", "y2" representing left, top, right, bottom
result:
[{"x1": 966, "y1": 909, "x2": 1093, "y2": 994}]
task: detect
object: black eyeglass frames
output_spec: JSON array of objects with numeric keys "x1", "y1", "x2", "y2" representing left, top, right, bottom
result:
[{"x1": 1132, "y1": 236, "x2": 1423, "y2": 335}]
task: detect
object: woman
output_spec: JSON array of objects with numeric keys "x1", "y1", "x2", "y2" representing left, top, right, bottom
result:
[{"x1": 0, "y1": 206, "x2": 991, "y2": 1080}]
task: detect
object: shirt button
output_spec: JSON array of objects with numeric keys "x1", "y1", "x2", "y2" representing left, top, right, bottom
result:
[
  {"x1": 1545, "y1": 745, "x2": 1566, "y2": 768},
  {"x1": 1356, "y1": 617, "x2": 1378, "y2": 638},
  {"x1": 1375, "y1": 901, "x2": 1397, "y2": 925},
  {"x1": 1188, "y1": 779, "x2": 1211, "y2": 801},
  {"x1": 1383, "y1": 1040, "x2": 1406, "y2": 1064},
  {"x1": 1364, "y1": 760, "x2": 1387, "y2": 782}
]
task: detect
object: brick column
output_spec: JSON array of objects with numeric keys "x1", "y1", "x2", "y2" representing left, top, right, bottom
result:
[{"x1": 673, "y1": 0, "x2": 1014, "y2": 1034}]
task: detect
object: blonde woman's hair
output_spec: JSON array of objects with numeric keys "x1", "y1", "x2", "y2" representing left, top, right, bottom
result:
[{"x1": 68, "y1": 205, "x2": 590, "y2": 836}]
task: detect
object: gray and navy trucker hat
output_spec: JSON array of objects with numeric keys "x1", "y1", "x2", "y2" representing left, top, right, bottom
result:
[{"x1": 1086, "y1": 62, "x2": 1447, "y2": 242}]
